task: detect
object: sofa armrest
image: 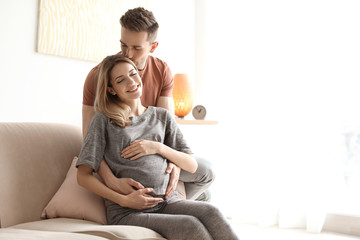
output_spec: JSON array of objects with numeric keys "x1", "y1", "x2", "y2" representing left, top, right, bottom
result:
[{"x1": 0, "y1": 122, "x2": 83, "y2": 228}]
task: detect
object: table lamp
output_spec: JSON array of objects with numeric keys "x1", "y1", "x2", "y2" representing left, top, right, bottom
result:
[{"x1": 172, "y1": 73, "x2": 194, "y2": 118}]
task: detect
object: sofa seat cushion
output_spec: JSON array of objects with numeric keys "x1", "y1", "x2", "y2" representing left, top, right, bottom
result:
[
  {"x1": 9, "y1": 218, "x2": 166, "y2": 240},
  {"x1": 0, "y1": 228, "x2": 108, "y2": 240}
]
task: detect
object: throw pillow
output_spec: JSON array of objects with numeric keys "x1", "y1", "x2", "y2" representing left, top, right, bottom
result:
[{"x1": 41, "y1": 156, "x2": 107, "y2": 224}]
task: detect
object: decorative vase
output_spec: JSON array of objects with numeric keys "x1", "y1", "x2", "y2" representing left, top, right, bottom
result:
[{"x1": 173, "y1": 73, "x2": 194, "y2": 118}]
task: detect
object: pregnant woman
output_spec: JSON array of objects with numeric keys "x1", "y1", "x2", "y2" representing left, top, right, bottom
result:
[{"x1": 77, "y1": 55, "x2": 238, "y2": 240}]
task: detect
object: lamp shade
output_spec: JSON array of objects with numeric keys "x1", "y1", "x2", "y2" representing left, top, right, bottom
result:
[{"x1": 172, "y1": 73, "x2": 194, "y2": 118}]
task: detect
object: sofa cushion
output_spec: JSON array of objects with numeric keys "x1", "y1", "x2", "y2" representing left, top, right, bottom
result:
[
  {"x1": 0, "y1": 228, "x2": 108, "y2": 240},
  {"x1": 10, "y1": 218, "x2": 166, "y2": 240},
  {"x1": 41, "y1": 157, "x2": 107, "y2": 225}
]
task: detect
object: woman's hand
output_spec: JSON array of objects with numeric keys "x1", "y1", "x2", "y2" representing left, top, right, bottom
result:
[
  {"x1": 121, "y1": 139, "x2": 160, "y2": 160},
  {"x1": 123, "y1": 188, "x2": 164, "y2": 210},
  {"x1": 164, "y1": 162, "x2": 181, "y2": 199}
]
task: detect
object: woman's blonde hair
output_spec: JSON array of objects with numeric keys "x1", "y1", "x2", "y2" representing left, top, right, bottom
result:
[{"x1": 95, "y1": 55, "x2": 138, "y2": 128}]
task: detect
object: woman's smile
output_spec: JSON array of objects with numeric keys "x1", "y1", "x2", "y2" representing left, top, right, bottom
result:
[{"x1": 127, "y1": 84, "x2": 140, "y2": 93}]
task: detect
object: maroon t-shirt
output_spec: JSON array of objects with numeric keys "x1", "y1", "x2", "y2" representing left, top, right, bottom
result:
[{"x1": 83, "y1": 54, "x2": 174, "y2": 107}]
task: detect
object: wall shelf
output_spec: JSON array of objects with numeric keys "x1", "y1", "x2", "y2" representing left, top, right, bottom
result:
[{"x1": 175, "y1": 119, "x2": 218, "y2": 125}]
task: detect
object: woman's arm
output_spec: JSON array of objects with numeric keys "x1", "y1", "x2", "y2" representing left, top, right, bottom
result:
[
  {"x1": 121, "y1": 140, "x2": 198, "y2": 173},
  {"x1": 83, "y1": 108, "x2": 145, "y2": 195},
  {"x1": 158, "y1": 144, "x2": 197, "y2": 173},
  {"x1": 77, "y1": 164, "x2": 163, "y2": 210}
]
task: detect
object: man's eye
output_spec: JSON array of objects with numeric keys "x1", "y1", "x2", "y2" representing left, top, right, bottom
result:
[
  {"x1": 121, "y1": 44, "x2": 127, "y2": 48},
  {"x1": 130, "y1": 72, "x2": 137, "y2": 76}
]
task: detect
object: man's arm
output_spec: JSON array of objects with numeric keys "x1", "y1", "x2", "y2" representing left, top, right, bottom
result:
[
  {"x1": 78, "y1": 165, "x2": 163, "y2": 210},
  {"x1": 82, "y1": 105, "x2": 95, "y2": 138},
  {"x1": 157, "y1": 96, "x2": 174, "y2": 114}
]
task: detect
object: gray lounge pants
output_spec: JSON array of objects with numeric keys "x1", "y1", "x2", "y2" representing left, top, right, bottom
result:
[
  {"x1": 115, "y1": 200, "x2": 239, "y2": 240},
  {"x1": 180, "y1": 156, "x2": 215, "y2": 201}
]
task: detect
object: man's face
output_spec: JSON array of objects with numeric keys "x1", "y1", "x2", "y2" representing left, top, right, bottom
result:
[{"x1": 120, "y1": 28, "x2": 154, "y2": 70}]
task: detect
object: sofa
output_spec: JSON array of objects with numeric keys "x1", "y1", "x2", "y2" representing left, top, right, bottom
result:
[{"x1": 0, "y1": 122, "x2": 186, "y2": 240}]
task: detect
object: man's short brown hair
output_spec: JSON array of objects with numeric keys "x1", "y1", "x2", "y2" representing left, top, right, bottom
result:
[{"x1": 120, "y1": 7, "x2": 159, "y2": 43}]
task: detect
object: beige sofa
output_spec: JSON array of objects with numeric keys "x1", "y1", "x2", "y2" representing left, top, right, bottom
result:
[{"x1": 0, "y1": 122, "x2": 184, "y2": 240}]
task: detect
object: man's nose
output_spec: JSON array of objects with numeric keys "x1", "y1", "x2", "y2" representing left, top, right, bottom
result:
[{"x1": 126, "y1": 48, "x2": 134, "y2": 59}]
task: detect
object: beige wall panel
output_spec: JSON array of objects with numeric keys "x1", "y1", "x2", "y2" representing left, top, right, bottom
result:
[{"x1": 37, "y1": 0, "x2": 148, "y2": 62}]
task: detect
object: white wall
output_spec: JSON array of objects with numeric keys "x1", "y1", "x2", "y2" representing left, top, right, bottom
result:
[
  {"x1": 0, "y1": 0, "x2": 196, "y2": 128},
  {"x1": 0, "y1": 0, "x2": 92, "y2": 126},
  {"x1": 198, "y1": 0, "x2": 360, "y2": 219},
  {"x1": 150, "y1": 0, "x2": 195, "y2": 79}
]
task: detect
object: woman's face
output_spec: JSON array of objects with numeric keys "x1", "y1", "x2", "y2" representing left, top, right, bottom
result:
[{"x1": 107, "y1": 62, "x2": 142, "y2": 103}]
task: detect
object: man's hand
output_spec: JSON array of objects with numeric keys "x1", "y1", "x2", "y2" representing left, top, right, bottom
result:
[
  {"x1": 107, "y1": 177, "x2": 145, "y2": 195},
  {"x1": 98, "y1": 159, "x2": 144, "y2": 195},
  {"x1": 123, "y1": 188, "x2": 164, "y2": 210},
  {"x1": 165, "y1": 162, "x2": 181, "y2": 199},
  {"x1": 121, "y1": 140, "x2": 160, "y2": 160}
]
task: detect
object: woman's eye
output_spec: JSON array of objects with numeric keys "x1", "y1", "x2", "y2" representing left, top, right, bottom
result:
[
  {"x1": 130, "y1": 72, "x2": 137, "y2": 76},
  {"x1": 117, "y1": 79, "x2": 124, "y2": 84}
]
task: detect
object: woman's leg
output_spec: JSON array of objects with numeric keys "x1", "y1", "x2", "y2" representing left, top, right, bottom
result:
[
  {"x1": 117, "y1": 211, "x2": 213, "y2": 240},
  {"x1": 162, "y1": 200, "x2": 239, "y2": 240}
]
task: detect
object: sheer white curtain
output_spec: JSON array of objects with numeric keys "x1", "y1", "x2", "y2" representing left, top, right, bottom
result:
[{"x1": 196, "y1": 0, "x2": 360, "y2": 232}]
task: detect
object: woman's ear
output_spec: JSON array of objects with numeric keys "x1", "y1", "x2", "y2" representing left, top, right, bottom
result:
[
  {"x1": 150, "y1": 41, "x2": 159, "y2": 53},
  {"x1": 107, "y1": 87, "x2": 116, "y2": 95}
]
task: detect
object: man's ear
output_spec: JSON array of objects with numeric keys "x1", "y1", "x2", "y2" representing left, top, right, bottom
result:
[{"x1": 150, "y1": 41, "x2": 159, "y2": 53}]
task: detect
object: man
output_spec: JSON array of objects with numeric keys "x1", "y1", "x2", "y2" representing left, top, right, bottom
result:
[{"x1": 82, "y1": 7, "x2": 214, "y2": 205}]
